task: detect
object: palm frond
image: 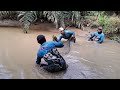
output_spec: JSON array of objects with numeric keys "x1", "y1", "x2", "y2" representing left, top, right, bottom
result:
[
  {"x1": 0, "y1": 11, "x2": 17, "y2": 20},
  {"x1": 18, "y1": 11, "x2": 37, "y2": 33}
]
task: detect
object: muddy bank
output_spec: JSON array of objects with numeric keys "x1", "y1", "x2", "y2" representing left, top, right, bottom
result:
[
  {"x1": 0, "y1": 20, "x2": 22, "y2": 27},
  {"x1": 0, "y1": 24, "x2": 120, "y2": 79}
]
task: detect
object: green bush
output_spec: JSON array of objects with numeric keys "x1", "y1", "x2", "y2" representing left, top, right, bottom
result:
[
  {"x1": 97, "y1": 12, "x2": 120, "y2": 43},
  {"x1": 90, "y1": 21, "x2": 99, "y2": 29},
  {"x1": 98, "y1": 14, "x2": 107, "y2": 27},
  {"x1": 109, "y1": 16, "x2": 120, "y2": 29},
  {"x1": 97, "y1": 13, "x2": 120, "y2": 36}
]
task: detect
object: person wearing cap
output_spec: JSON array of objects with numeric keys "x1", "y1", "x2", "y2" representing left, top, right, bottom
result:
[
  {"x1": 88, "y1": 26, "x2": 105, "y2": 43},
  {"x1": 53, "y1": 27, "x2": 76, "y2": 43},
  {"x1": 36, "y1": 35, "x2": 64, "y2": 64},
  {"x1": 36, "y1": 35, "x2": 67, "y2": 72}
]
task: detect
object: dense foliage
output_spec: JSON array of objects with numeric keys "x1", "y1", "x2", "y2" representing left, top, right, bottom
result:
[
  {"x1": 0, "y1": 11, "x2": 89, "y2": 32},
  {"x1": 0, "y1": 11, "x2": 120, "y2": 42}
]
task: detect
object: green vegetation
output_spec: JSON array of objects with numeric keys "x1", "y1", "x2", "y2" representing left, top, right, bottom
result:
[
  {"x1": 0, "y1": 11, "x2": 120, "y2": 43},
  {"x1": 0, "y1": 11, "x2": 18, "y2": 20},
  {"x1": 97, "y1": 12, "x2": 120, "y2": 36}
]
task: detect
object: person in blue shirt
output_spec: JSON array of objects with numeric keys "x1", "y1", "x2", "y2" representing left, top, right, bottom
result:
[
  {"x1": 53, "y1": 27, "x2": 76, "y2": 43},
  {"x1": 88, "y1": 26, "x2": 105, "y2": 44},
  {"x1": 36, "y1": 35, "x2": 67, "y2": 72}
]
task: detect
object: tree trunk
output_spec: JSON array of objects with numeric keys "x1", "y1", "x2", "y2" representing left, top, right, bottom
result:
[{"x1": 60, "y1": 19, "x2": 65, "y2": 29}]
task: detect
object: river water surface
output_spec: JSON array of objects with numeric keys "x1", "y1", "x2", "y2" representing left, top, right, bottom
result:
[{"x1": 0, "y1": 24, "x2": 120, "y2": 79}]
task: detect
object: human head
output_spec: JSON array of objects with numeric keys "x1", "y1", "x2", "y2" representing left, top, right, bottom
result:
[
  {"x1": 97, "y1": 26, "x2": 103, "y2": 34},
  {"x1": 37, "y1": 35, "x2": 46, "y2": 45},
  {"x1": 59, "y1": 27, "x2": 65, "y2": 34}
]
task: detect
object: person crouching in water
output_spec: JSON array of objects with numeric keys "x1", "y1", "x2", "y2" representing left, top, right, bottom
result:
[
  {"x1": 88, "y1": 26, "x2": 105, "y2": 44},
  {"x1": 36, "y1": 35, "x2": 67, "y2": 72},
  {"x1": 53, "y1": 27, "x2": 76, "y2": 43}
]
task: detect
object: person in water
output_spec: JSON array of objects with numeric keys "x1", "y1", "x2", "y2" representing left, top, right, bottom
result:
[
  {"x1": 53, "y1": 27, "x2": 76, "y2": 43},
  {"x1": 36, "y1": 35, "x2": 67, "y2": 72},
  {"x1": 88, "y1": 26, "x2": 105, "y2": 44}
]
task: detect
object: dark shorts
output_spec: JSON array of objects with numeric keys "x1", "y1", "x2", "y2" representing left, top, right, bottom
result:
[
  {"x1": 42, "y1": 58, "x2": 67, "y2": 73},
  {"x1": 41, "y1": 48, "x2": 67, "y2": 72},
  {"x1": 68, "y1": 34, "x2": 76, "y2": 43}
]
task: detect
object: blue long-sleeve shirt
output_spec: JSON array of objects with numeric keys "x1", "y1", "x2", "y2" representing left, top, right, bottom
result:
[
  {"x1": 91, "y1": 32, "x2": 105, "y2": 43},
  {"x1": 57, "y1": 30, "x2": 75, "y2": 41},
  {"x1": 37, "y1": 41, "x2": 64, "y2": 60}
]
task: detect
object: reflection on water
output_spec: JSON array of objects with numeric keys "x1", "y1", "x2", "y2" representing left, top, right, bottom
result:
[
  {"x1": 0, "y1": 64, "x2": 12, "y2": 79},
  {"x1": 0, "y1": 26, "x2": 120, "y2": 79}
]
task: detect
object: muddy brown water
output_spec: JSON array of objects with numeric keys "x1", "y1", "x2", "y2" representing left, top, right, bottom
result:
[{"x1": 0, "y1": 24, "x2": 120, "y2": 79}]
